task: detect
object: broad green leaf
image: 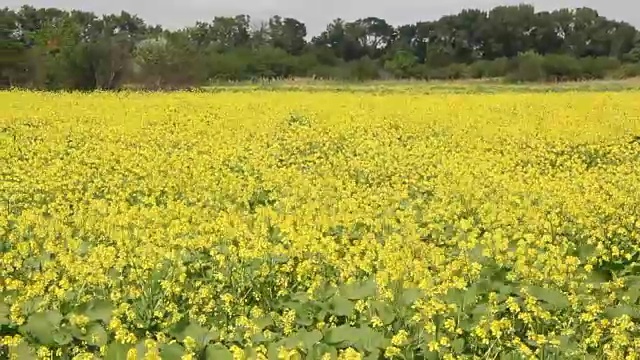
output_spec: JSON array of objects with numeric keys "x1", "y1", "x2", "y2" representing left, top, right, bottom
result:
[
  {"x1": 205, "y1": 344, "x2": 233, "y2": 360},
  {"x1": 244, "y1": 345, "x2": 257, "y2": 359},
  {"x1": 364, "y1": 349, "x2": 380, "y2": 360},
  {"x1": 45, "y1": 310, "x2": 63, "y2": 325},
  {"x1": 500, "y1": 350, "x2": 521, "y2": 360},
  {"x1": 604, "y1": 305, "x2": 640, "y2": 319},
  {"x1": 135, "y1": 340, "x2": 149, "y2": 360},
  {"x1": 254, "y1": 315, "x2": 274, "y2": 330},
  {"x1": 331, "y1": 296, "x2": 354, "y2": 317},
  {"x1": 10, "y1": 342, "x2": 37, "y2": 360},
  {"x1": 371, "y1": 301, "x2": 395, "y2": 325},
  {"x1": 160, "y1": 343, "x2": 186, "y2": 360},
  {"x1": 577, "y1": 243, "x2": 597, "y2": 260},
  {"x1": 558, "y1": 335, "x2": 579, "y2": 352},
  {"x1": 340, "y1": 279, "x2": 377, "y2": 300},
  {"x1": 171, "y1": 320, "x2": 215, "y2": 347},
  {"x1": 0, "y1": 302, "x2": 10, "y2": 325},
  {"x1": 281, "y1": 336, "x2": 303, "y2": 349},
  {"x1": 53, "y1": 329, "x2": 74, "y2": 345},
  {"x1": 400, "y1": 288, "x2": 422, "y2": 306},
  {"x1": 354, "y1": 327, "x2": 388, "y2": 352},
  {"x1": 451, "y1": 338, "x2": 465, "y2": 354},
  {"x1": 20, "y1": 310, "x2": 63, "y2": 345},
  {"x1": 316, "y1": 285, "x2": 338, "y2": 301},
  {"x1": 86, "y1": 299, "x2": 113, "y2": 323},
  {"x1": 267, "y1": 342, "x2": 280, "y2": 360},
  {"x1": 470, "y1": 303, "x2": 489, "y2": 317},
  {"x1": 296, "y1": 314, "x2": 314, "y2": 327},
  {"x1": 295, "y1": 329, "x2": 323, "y2": 351},
  {"x1": 424, "y1": 351, "x2": 439, "y2": 360},
  {"x1": 291, "y1": 292, "x2": 311, "y2": 302},
  {"x1": 324, "y1": 325, "x2": 358, "y2": 345},
  {"x1": 526, "y1": 286, "x2": 570, "y2": 309},
  {"x1": 444, "y1": 288, "x2": 465, "y2": 306},
  {"x1": 104, "y1": 342, "x2": 132, "y2": 360},
  {"x1": 182, "y1": 321, "x2": 209, "y2": 344},
  {"x1": 309, "y1": 344, "x2": 337, "y2": 360},
  {"x1": 624, "y1": 284, "x2": 640, "y2": 304},
  {"x1": 84, "y1": 323, "x2": 109, "y2": 346}
]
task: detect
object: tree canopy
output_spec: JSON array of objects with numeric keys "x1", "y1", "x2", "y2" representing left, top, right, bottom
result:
[{"x1": 1, "y1": 4, "x2": 640, "y2": 89}]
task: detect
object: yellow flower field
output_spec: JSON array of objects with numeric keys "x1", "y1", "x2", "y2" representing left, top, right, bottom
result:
[{"x1": 1, "y1": 90, "x2": 640, "y2": 359}]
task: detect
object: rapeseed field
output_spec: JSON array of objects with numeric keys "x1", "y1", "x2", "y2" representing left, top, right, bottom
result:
[{"x1": 1, "y1": 90, "x2": 640, "y2": 359}]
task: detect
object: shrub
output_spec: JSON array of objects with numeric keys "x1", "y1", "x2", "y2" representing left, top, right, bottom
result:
[
  {"x1": 542, "y1": 54, "x2": 582, "y2": 81},
  {"x1": 506, "y1": 51, "x2": 546, "y2": 82},
  {"x1": 580, "y1": 57, "x2": 621, "y2": 79}
]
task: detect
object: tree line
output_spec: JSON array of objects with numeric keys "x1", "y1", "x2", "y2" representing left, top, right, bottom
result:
[{"x1": 2, "y1": 4, "x2": 640, "y2": 89}]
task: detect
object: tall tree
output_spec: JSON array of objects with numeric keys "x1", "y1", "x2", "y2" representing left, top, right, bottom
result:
[{"x1": 267, "y1": 16, "x2": 307, "y2": 55}]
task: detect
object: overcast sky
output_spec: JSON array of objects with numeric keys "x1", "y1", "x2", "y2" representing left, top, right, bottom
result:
[{"x1": 2, "y1": 0, "x2": 636, "y2": 35}]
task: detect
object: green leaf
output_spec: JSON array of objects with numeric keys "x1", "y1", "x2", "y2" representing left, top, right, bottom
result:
[
  {"x1": 424, "y1": 350, "x2": 439, "y2": 360},
  {"x1": 526, "y1": 286, "x2": 570, "y2": 310},
  {"x1": 309, "y1": 344, "x2": 337, "y2": 360},
  {"x1": 371, "y1": 301, "x2": 395, "y2": 325},
  {"x1": 316, "y1": 285, "x2": 338, "y2": 301},
  {"x1": 160, "y1": 343, "x2": 186, "y2": 360},
  {"x1": 135, "y1": 340, "x2": 149, "y2": 359},
  {"x1": 624, "y1": 284, "x2": 640, "y2": 304},
  {"x1": 20, "y1": 310, "x2": 63, "y2": 345},
  {"x1": 0, "y1": 302, "x2": 10, "y2": 325},
  {"x1": 171, "y1": 320, "x2": 215, "y2": 347},
  {"x1": 183, "y1": 322, "x2": 208, "y2": 343},
  {"x1": 400, "y1": 288, "x2": 423, "y2": 306},
  {"x1": 470, "y1": 303, "x2": 489, "y2": 317},
  {"x1": 53, "y1": 329, "x2": 74, "y2": 345},
  {"x1": 254, "y1": 315, "x2": 274, "y2": 330},
  {"x1": 577, "y1": 243, "x2": 597, "y2": 260},
  {"x1": 444, "y1": 288, "x2": 464, "y2": 306},
  {"x1": 331, "y1": 296, "x2": 354, "y2": 317},
  {"x1": 85, "y1": 299, "x2": 113, "y2": 323},
  {"x1": 295, "y1": 329, "x2": 323, "y2": 351},
  {"x1": 364, "y1": 349, "x2": 380, "y2": 360},
  {"x1": 340, "y1": 279, "x2": 377, "y2": 300},
  {"x1": 244, "y1": 345, "x2": 257, "y2": 359},
  {"x1": 104, "y1": 343, "x2": 132, "y2": 360},
  {"x1": 281, "y1": 336, "x2": 303, "y2": 349},
  {"x1": 295, "y1": 313, "x2": 314, "y2": 327},
  {"x1": 354, "y1": 327, "x2": 388, "y2": 352},
  {"x1": 84, "y1": 323, "x2": 109, "y2": 346},
  {"x1": 21, "y1": 297, "x2": 43, "y2": 315},
  {"x1": 205, "y1": 344, "x2": 233, "y2": 360},
  {"x1": 500, "y1": 350, "x2": 521, "y2": 360},
  {"x1": 558, "y1": 335, "x2": 579, "y2": 352},
  {"x1": 45, "y1": 310, "x2": 63, "y2": 325},
  {"x1": 324, "y1": 325, "x2": 358, "y2": 346},
  {"x1": 604, "y1": 305, "x2": 640, "y2": 319},
  {"x1": 10, "y1": 342, "x2": 37, "y2": 360},
  {"x1": 451, "y1": 338, "x2": 465, "y2": 354}
]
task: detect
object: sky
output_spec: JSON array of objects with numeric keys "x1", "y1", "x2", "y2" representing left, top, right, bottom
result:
[{"x1": 2, "y1": 0, "x2": 637, "y2": 36}]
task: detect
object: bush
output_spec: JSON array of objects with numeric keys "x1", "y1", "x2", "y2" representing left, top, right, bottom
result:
[
  {"x1": 423, "y1": 64, "x2": 470, "y2": 80},
  {"x1": 542, "y1": 54, "x2": 582, "y2": 81},
  {"x1": 384, "y1": 50, "x2": 418, "y2": 79},
  {"x1": 468, "y1": 58, "x2": 511, "y2": 79},
  {"x1": 610, "y1": 63, "x2": 640, "y2": 79},
  {"x1": 580, "y1": 57, "x2": 621, "y2": 79},
  {"x1": 506, "y1": 51, "x2": 545, "y2": 82},
  {"x1": 348, "y1": 57, "x2": 380, "y2": 81}
]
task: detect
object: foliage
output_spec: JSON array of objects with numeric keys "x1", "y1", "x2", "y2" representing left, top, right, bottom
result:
[
  {"x1": 2, "y1": 90, "x2": 640, "y2": 358},
  {"x1": 2, "y1": 4, "x2": 640, "y2": 88}
]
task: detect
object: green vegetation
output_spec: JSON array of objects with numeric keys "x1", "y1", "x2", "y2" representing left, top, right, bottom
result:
[{"x1": 1, "y1": 4, "x2": 640, "y2": 89}]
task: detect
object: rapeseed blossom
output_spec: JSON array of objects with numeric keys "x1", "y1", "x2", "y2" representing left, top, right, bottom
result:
[{"x1": 1, "y1": 90, "x2": 640, "y2": 358}]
